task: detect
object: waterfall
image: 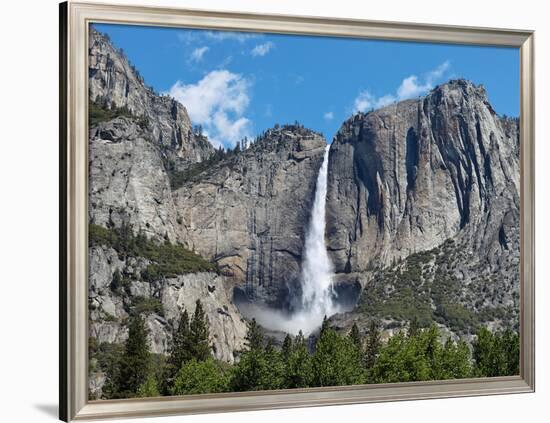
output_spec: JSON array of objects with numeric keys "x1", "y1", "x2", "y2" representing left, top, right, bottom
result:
[
  {"x1": 300, "y1": 145, "x2": 337, "y2": 320},
  {"x1": 235, "y1": 145, "x2": 339, "y2": 336}
]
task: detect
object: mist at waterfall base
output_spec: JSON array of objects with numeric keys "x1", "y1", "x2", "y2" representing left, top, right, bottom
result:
[{"x1": 237, "y1": 145, "x2": 344, "y2": 336}]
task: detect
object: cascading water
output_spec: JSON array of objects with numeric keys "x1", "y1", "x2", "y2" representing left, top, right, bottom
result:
[
  {"x1": 299, "y1": 145, "x2": 338, "y2": 321},
  {"x1": 236, "y1": 144, "x2": 340, "y2": 335}
]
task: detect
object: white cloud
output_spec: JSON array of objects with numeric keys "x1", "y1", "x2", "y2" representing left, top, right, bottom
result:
[
  {"x1": 427, "y1": 60, "x2": 451, "y2": 84},
  {"x1": 396, "y1": 61, "x2": 450, "y2": 99},
  {"x1": 251, "y1": 42, "x2": 274, "y2": 57},
  {"x1": 177, "y1": 30, "x2": 260, "y2": 45},
  {"x1": 323, "y1": 111, "x2": 334, "y2": 121},
  {"x1": 190, "y1": 46, "x2": 209, "y2": 62},
  {"x1": 354, "y1": 91, "x2": 397, "y2": 112},
  {"x1": 167, "y1": 70, "x2": 251, "y2": 148},
  {"x1": 205, "y1": 30, "x2": 260, "y2": 43},
  {"x1": 217, "y1": 56, "x2": 233, "y2": 68},
  {"x1": 353, "y1": 61, "x2": 451, "y2": 113}
]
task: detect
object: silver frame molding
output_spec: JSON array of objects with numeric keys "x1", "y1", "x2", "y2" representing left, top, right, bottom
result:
[{"x1": 59, "y1": 1, "x2": 535, "y2": 421}]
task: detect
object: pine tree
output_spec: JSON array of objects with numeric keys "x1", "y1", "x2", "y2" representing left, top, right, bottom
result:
[
  {"x1": 115, "y1": 314, "x2": 151, "y2": 398},
  {"x1": 472, "y1": 327, "x2": 519, "y2": 377},
  {"x1": 166, "y1": 308, "x2": 192, "y2": 385},
  {"x1": 501, "y1": 328, "x2": 520, "y2": 376},
  {"x1": 189, "y1": 299, "x2": 211, "y2": 361},
  {"x1": 320, "y1": 315, "x2": 330, "y2": 336},
  {"x1": 282, "y1": 334, "x2": 293, "y2": 360},
  {"x1": 263, "y1": 339, "x2": 284, "y2": 390},
  {"x1": 312, "y1": 325, "x2": 364, "y2": 387},
  {"x1": 349, "y1": 323, "x2": 362, "y2": 352},
  {"x1": 438, "y1": 338, "x2": 472, "y2": 380},
  {"x1": 284, "y1": 331, "x2": 313, "y2": 388},
  {"x1": 364, "y1": 320, "x2": 381, "y2": 370},
  {"x1": 245, "y1": 318, "x2": 264, "y2": 351},
  {"x1": 229, "y1": 319, "x2": 269, "y2": 391}
]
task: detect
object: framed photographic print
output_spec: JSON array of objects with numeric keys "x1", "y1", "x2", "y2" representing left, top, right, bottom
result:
[{"x1": 59, "y1": 1, "x2": 535, "y2": 421}]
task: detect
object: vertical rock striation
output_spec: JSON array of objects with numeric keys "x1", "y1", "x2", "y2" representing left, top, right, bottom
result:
[
  {"x1": 173, "y1": 125, "x2": 327, "y2": 309},
  {"x1": 326, "y1": 79, "x2": 519, "y2": 272},
  {"x1": 326, "y1": 80, "x2": 520, "y2": 336}
]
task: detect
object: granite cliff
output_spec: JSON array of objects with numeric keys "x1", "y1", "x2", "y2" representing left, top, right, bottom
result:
[
  {"x1": 326, "y1": 80, "x2": 520, "y2": 338},
  {"x1": 87, "y1": 26, "x2": 521, "y2": 395},
  {"x1": 87, "y1": 28, "x2": 326, "y2": 395},
  {"x1": 173, "y1": 125, "x2": 326, "y2": 309}
]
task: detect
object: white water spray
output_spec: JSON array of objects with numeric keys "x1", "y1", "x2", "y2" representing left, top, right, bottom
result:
[
  {"x1": 237, "y1": 145, "x2": 341, "y2": 336},
  {"x1": 299, "y1": 145, "x2": 338, "y2": 321}
]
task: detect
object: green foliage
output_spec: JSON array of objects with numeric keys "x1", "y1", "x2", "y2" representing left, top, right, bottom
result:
[
  {"x1": 370, "y1": 326, "x2": 472, "y2": 383},
  {"x1": 245, "y1": 318, "x2": 264, "y2": 351},
  {"x1": 230, "y1": 349, "x2": 271, "y2": 391},
  {"x1": 439, "y1": 338, "x2": 472, "y2": 380},
  {"x1": 163, "y1": 301, "x2": 214, "y2": 394},
  {"x1": 137, "y1": 376, "x2": 160, "y2": 398},
  {"x1": 408, "y1": 316, "x2": 420, "y2": 337},
  {"x1": 281, "y1": 334, "x2": 293, "y2": 360},
  {"x1": 89, "y1": 99, "x2": 148, "y2": 128},
  {"x1": 263, "y1": 341, "x2": 285, "y2": 390},
  {"x1": 167, "y1": 309, "x2": 192, "y2": 379},
  {"x1": 95, "y1": 315, "x2": 519, "y2": 399},
  {"x1": 104, "y1": 314, "x2": 152, "y2": 399},
  {"x1": 349, "y1": 323, "x2": 362, "y2": 351},
  {"x1": 168, "y1": 148, "x2": 230, "y2": 189},
  {"x1": 357, "y1": 237, "x2": 515, "y2": 336},
  {"x1": 312, "y1": 326, "x2": 364, "y2": 387},
  {"x1": 172, "y1": 358, "x2": 229, "y2": 395},
  {"x1": 89, "y1": 223, "x2": 218, "y2": 280},
  {"x1": 472, "y1": 328, "x2": 519, "y2": 377},
  {"x1": 102, "y1": 312, "x2": 118, "y2": 322},
  {"x1": 189, "y1": 300, "x2": 211, "y2": 361},
  {"x1": 364, "y1": 320, "x2": 382, "y2": 371},
  {"x1": 89, "y1": 223, "x2": 116, "y2": 247},
  {"x1": 131, "y1": 296, "x2": 164, "y2": 316},
  {"x1": 89, "y1": 339, "x2": 124, "y2": 399},
  {"x1": 434, "y1": 302, "x2": 476, "y2": 333},
  {"x1": 229, "y1": 319, "x2": 285, "y2": 391},
  {"x1": 360, "y1": 267, "x2": 433, "y2": 327},
  {"x1": 110, "y1": 269, "x2": 122, "y2": 293},
  {"x1": 284, "y1": 331, "x2": 313, "y2": 388}
]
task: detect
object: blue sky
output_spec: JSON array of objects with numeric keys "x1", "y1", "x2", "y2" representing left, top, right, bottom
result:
[{"x1": 93, "y1": 23, "x2": 520, "y2": 148}]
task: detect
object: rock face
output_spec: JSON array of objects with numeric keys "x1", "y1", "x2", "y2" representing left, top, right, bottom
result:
[
  {"x1": 89, "y1": 118, "x2": 186, "y2": 241},
  {"x1": 87, "y1": 27, "x2": 327, "y2": 398},
  {"x1": 173, "y1": 125, "x2": 326, "y2": 309},
  {"x1": 326, "y1": 80, "x2": 520, "y2": 336},
  {"x1": 88, "y1": 28, "x2": 212, "y2": 242},
  {"x1": 88, "y1": 25, "x2": 521, "y2": 386},
  {"x1": 89, "y1": 245, "x2": 247, "y2": 362},
  {"x1": 327, "y1": 80, "x2": 519, "y2": 271},
  {"x1": 89, "y1": 28, "x2": 213, "y2": 163}
]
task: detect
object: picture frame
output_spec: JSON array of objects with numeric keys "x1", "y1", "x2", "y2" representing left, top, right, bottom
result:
[{"x1": 59, "y1": 1, "x2": 535, "y2": 421}]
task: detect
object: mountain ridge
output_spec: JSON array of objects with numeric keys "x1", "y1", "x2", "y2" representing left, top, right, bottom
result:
[{"x1": 87, "y1": 27, "x2": 520, "y2": 375}]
